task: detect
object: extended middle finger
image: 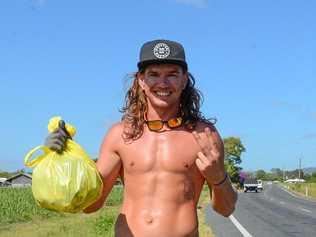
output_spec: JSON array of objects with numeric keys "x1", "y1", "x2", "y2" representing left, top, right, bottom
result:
[
  {"x1": 193, "y1": 131, "x2": 212, "y2": 155},
  {"x1": 205, "y1": 127, "x2": 216, "y2": 151}
]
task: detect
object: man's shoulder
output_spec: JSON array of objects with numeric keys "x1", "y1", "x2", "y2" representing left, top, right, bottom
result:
[
  {"x1": 106, "y1": 122, "x2": 124, "y2": 137},
  {"x1": 102, "y1": 122, "x2": 124, "y2": 146},
  {"x1": 107, "y1": 121, "x2": 124, "y2": 134}
]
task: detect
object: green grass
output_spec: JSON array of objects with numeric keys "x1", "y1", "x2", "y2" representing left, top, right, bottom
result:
[
  {"x1": 0, "y1": 187, "x2": 62, "y2": 225},
  {"x1": 282, "y1": 182, "x2": 316, "y2": 199},
  {"x1": 0, "y1": 186, "x2": 123, "y2": 237},
  {"x1": 197, "y1": 185, "x2": 215, "y2": 237},
  {"x1": 104, "y1": 185, "x2": 123, "y2": 206}
]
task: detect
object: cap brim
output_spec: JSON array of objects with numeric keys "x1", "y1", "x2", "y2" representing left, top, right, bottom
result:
[{"x1": 137, "y1": 59, "x2": 188, "y2": 71}]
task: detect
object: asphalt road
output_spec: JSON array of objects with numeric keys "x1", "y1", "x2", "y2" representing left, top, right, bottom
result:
[{"x1": 205, "y1": 183, "x2": 316, "y2": 237}]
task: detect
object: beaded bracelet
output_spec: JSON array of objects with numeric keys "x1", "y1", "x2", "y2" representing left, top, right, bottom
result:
[{"x1": 213, "y1": 172, "x2": 228, "y2": 186}]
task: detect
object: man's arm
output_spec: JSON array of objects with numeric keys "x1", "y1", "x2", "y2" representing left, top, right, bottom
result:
[
  {"x1": 83, "y1": 123, "x2": 123, "y2": 213},
  {"x1": 193, "y1": 124, "x2": 237, "y2": 217},
  {"x1": 207, "y1": 173, "x2": 237, "y2": 217},
  {"x1": 206, "y1": 127, "x2": 237, "y2": 217}
]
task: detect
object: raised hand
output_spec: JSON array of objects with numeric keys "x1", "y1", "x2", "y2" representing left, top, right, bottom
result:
[
  {"x1": 193, "y1": 127, "x2": 226, "y2": 186},
  {"x1": 44, "y1": 120, "x2": 71, "y2": 152}
]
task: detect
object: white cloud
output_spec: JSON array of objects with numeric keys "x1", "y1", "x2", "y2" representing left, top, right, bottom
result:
[{"x1": 174, "y1": 0, "x2": 208, "y2": 8}]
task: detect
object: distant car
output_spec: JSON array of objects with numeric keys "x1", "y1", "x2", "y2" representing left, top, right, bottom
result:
[
  {"x1": 243, "y1": 178, "x2": 259, "y2": 193},
  {"x1": 257, "y1": 180, "x2": 263, "y2": 191}
]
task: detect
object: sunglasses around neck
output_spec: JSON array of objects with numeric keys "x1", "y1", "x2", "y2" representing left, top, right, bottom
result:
[{"x1": 145, "y1": 117, "x2": 183, "y2": 131}]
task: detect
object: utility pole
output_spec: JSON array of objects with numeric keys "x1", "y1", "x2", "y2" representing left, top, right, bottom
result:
[{"x1": 298, "y1": 156, "x2": 302, "y2": 180}]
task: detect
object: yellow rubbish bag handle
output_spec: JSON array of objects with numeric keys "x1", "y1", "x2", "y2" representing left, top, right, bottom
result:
[
  {"x1": 24, "y1": 145, "x2": 51, "y2": 168},
  {"x1": 25, "y1": 116, "x2": 77, "y2": 168}
]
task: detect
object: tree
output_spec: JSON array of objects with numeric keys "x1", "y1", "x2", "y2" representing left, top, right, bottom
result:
[
  {"x1": 16, "y1": 168, "x2": 26, "y2": 174},
  {"x1": 287, "y1": 169, "x2": 304, "y2": 179},
  {"x1": 309, "y1": 172, "x2": 316, "y2": 182},
  {"x1": 256, "y1": 170, "x2": 266, "y2": 180},
  {"x1": 304, "y1": 173, "x2": 311, "y2": 181},
  {"x1": 223, "y1": 137, "x2": 246, "y2": 183},
  {"x1": 239, "y1": 171, "x2": 247, "y2": 183},
  {"x1": 0, "y1": 171, "x2": 10, "y2": 178},
  {"x1": 271, "y1": 168, "x2": 283, "y2": 179}
]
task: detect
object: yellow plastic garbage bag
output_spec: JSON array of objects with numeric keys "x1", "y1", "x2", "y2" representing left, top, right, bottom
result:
[{"x1": 24, "y1": 116, "x2": 103, "y2": 213}]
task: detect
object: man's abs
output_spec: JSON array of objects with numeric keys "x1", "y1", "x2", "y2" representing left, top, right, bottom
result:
[{"x1": 115, "y1": 199, "x2": 199, "y2": 237}]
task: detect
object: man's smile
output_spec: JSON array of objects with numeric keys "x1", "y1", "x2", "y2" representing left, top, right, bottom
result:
[{"x1": 153, "y1": 90, "x2": 172, "y2": 97}]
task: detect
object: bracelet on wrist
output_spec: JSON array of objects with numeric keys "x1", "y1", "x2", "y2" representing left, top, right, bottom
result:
[{"x1": 213, "y1": 172, "x2": 228, "y2": 186}]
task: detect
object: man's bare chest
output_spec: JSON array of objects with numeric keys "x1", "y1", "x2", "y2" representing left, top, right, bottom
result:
[{"x1": 119, "y1": 130, "x2": 200, "y2": 174}]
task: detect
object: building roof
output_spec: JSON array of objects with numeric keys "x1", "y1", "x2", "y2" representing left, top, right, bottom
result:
[{"x1": 6, "y1": 173, "x2": 32, "y2": 182}]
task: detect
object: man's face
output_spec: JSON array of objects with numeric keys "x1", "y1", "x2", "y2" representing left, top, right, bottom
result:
[{"x1": 138, "y1": 64, "x2": 188, "y2": 110}]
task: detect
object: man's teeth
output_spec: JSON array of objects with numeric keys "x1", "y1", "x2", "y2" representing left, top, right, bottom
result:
[{"x1": 155, "y1": 91, "x2": 171, "y2": 96}]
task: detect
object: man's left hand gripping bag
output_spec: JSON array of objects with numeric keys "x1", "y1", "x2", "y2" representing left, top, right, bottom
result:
[{"x1": 24, "y1": 116, "x2": 103, "y2": 213}]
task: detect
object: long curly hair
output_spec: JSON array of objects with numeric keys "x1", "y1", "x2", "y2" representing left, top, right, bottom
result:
[{"x1": 120, "y1": 71, "x2": 215, "y2": 141}]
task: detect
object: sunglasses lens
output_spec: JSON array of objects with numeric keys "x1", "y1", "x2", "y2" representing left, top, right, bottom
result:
[
  {"x1": 168, "y1": 117, "x2": 182, "y2": 128},
  {"x1": 147, "y1": 121, "x2": 163, "y2": 131}
]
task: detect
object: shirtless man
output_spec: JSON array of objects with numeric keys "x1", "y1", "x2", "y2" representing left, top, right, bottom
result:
[{"x1": 46, "y1": 39, "x2": 237, "y2": 237}]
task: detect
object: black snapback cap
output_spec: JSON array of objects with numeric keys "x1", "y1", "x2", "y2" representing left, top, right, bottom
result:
[{"x1": 137, "y1": 39, "x2": 188, "y2": 71}]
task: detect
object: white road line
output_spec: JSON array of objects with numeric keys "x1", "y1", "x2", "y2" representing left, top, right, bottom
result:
[
  {"x1": 229, "y1": 215, "x2": 253, "y2": 237},
  {"x1": 299, "y1": 208, "x2": 312, "y2": 213},
  {"x1": 280, "y1": 186, "x2": 302, "y2": 198}
]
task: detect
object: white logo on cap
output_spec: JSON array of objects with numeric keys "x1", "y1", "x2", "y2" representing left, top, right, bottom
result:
[{"x1": 153, "y1": 43, "x2": 170, "y2": 59}]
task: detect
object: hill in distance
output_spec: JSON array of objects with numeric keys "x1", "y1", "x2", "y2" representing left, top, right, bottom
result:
[{"x1": 303, "y1": 167, "x2": 316, "y2": 175}]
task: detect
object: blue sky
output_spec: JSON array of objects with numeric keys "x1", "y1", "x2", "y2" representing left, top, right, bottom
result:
[{"x1": 1, "y1": 0, "x2": 315, "y2": 172}]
